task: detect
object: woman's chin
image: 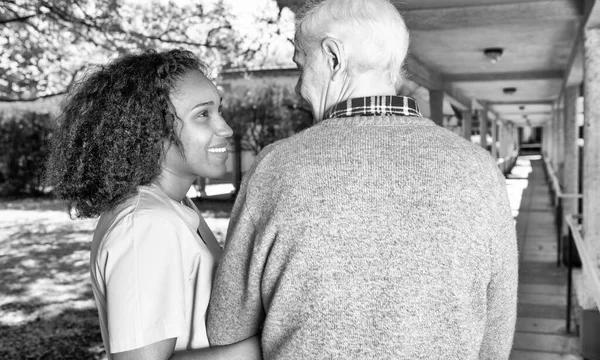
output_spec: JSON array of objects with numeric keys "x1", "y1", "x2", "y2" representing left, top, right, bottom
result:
[{"x1": 201, "y1": 167, "x2": 228, "y2": 180}]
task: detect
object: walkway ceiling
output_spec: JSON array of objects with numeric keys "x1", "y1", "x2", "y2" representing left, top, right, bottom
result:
[{"x1": 276, "y1": 0, "x2": 595, "y2": 127}]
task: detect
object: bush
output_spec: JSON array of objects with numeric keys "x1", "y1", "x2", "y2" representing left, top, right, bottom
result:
[
  {"x1": 222, "y1": 81, "x2": 313, "y2": 155},
  {"x1": 0, "y1": 111, "x2": 53, "y2": 197}
]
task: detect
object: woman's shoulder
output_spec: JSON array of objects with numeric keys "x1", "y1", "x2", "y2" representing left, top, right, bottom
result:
[{"x1": 92, "y1": 186, "x2": 185, "y2": 252}]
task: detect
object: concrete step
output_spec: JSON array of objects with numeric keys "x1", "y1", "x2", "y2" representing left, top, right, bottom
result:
[
  {"x1": 518, "y1": 284, "x2": 567, "y2": 296},
  {"x1": 516, "y1": 318, "x2": 569, "y2": 334},
  {"x1": 510, "y1": 349, "x2": 582, "y2": 360},
  {"x1": 518, "y1": 303, "x2": 566, "y2": 319},
  {"x1": 512, "y1": 332, "x2": 579, "y2": 353},
  {"x1": 518, "y1": 293, "x2": 567, "y2": 307}
]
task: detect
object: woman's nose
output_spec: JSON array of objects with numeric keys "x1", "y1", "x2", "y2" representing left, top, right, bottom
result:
[{"x1": 215, "y1": 114, "x2": 233, "y2": 138}]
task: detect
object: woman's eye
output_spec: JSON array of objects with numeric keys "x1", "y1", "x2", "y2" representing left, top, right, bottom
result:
[{"x1": 197, "y1": 111, "x2": 208, "y2": 118}]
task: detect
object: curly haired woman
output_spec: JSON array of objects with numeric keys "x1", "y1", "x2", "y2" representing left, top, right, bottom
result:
[{"x1": 46, "y1": 49, "x2": 260, "y2": 360}]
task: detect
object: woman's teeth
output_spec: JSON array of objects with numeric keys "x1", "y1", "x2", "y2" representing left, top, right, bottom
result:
[{"x1": 208, "y1": 147, "x2": 227, "y2": 153}]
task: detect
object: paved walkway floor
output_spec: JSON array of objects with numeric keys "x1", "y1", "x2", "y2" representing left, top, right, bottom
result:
[{"x1": 507, "y1": 156, "x2": 581, "y2": 360}]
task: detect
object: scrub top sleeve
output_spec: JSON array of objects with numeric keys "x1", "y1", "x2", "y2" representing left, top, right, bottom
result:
[{"x1": 105, "y1": 214, "x2": 187, "y2": 353}]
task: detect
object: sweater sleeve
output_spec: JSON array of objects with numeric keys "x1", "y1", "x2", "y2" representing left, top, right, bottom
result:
[
  {"x1": 206, "y1": 146, "x2": 276, "y2": 346},
  {"x1": 479, "y1": 171, "x2": 519, "y2": 359}
]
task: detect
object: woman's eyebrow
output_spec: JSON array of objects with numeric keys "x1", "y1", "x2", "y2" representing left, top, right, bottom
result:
[{"x1": 191, "y1": 100, "x2": 214, "y2": 110}]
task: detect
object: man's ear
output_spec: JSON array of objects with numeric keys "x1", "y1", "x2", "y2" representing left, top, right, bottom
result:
[{"x1": 321, "y1": 37, "x2": 345, "y2": 81}]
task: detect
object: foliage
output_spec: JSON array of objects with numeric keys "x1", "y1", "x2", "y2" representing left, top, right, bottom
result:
[
  {"x1": 0, "y1": 111, "x2": 52, "y2": 196},
  {"x1": 222, "y1": 81, "x2": 313, "y2": 155},
  {"x1": 0, "y1": 0, "x2": 294, "y2": 102}
]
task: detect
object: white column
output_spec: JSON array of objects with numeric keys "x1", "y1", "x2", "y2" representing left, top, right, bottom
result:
[
  {"x1": 462, "y1": 109, "x2": 473, "y2": 141},
  {"x1": 563, "y1": 85, "x2": 580, "y2": 226},
  {"x1": 557, "y1": 100, "x2": 566, "y2": 182},
  {"x1": 491, "y1": 120, "x2": 498, "y2": 159},
  {"x1": 480, "y1": 110, "x2": 489, "y2": 150},
  {"x1": 582, "y1": 27, "x2": 600, "y2": 310}
]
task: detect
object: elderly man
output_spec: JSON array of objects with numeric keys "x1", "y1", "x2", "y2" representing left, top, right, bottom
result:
[{"x1": 207, "y1": 0, "x2": 518, "y2": 359}]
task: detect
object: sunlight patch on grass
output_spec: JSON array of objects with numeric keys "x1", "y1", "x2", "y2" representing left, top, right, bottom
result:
[
  {"x1": 0, "y1": 200, "x2": 231, "y2": 359},
  {"x1": 0, "y1": 209, "x2": 97, "y2": 324}
]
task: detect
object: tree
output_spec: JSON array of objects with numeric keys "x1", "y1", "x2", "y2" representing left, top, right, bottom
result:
[
  {"x1": 222, "y1": 81, "x2": 312, "y2": 155},
  {"x1": 0, "y1": 0, "x2": 294, "y2": 102}
]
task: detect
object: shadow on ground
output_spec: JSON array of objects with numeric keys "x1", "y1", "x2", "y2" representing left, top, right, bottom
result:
[
  {"x1": 0, "y1": 307, "x2": 104, "y2": 360},
  {"x1": 0, "y1": 196, "x2": 234, "y2": 359}
]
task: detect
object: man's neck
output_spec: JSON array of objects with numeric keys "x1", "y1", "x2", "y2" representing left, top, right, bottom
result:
[{"x1": 334, "y1": 71, "x2": 397, "y2": 106}]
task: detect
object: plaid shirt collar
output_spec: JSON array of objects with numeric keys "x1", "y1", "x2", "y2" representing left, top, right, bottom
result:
[{"x1": 324, "y1": 95, "x2": 422, "y2": 120}]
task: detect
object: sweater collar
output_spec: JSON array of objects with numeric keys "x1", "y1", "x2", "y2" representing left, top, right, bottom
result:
[{"x1": 324, "y1": 95, "x2": 422, "y2": 120}]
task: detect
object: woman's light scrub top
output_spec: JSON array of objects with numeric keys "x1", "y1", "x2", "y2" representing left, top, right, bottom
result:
[{"x1": 90, "y1": 184, "x2": 222, "y2": 358}]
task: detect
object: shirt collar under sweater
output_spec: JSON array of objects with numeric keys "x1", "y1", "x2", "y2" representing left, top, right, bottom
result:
[{"x1": 324, "y1": 95, "x2": 422, "y2": 120}]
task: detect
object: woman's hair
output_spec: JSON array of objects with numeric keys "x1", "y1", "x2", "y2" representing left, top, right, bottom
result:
[
  {"x1": 45, "y1": 49, "x2": 209, "y2": 218},
  {"x1": 295, "y1": 0, "x2": 409, "y2": 89}
]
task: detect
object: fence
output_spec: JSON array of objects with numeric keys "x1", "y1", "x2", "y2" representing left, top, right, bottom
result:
[{"x1": 541, "y1": 154, "x2": 600, "y2": 334}]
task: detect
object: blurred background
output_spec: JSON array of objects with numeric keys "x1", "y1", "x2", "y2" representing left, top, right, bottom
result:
[
  {"x1": 0, "y1": 1, "x2": 306, "y2": 358},
  {"x1": 2, "y1": 0, "x2": 599, "y2": 359}
]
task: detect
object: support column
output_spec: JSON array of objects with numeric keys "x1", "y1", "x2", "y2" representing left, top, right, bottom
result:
[
  {"x1": 429, "y1": 89, "x2": 444, "y2": 127},
  {"x1": 508, "y1": 123, "x2": 515, "y2": 156},
  {"x1": 462, "y1": 109, "x2": 473, "y2": 141},
  {"x1": 563, "y1": 85, "x2": 580, "y2": 230},
  {"x1": 550, "y1": 105, "x2": 558, "y2": 167},
  {"x1": 523, "y1": 125, "x2": 532, "y2": 143},
  {"x1": 513, "y1": 124, "x2": 519, "y2": 155},
  {"x1": 542, "y1": 123, "x2": 548, "y2": 156},
  {"x1": 499, "y1": 122, "x2": 506, "y2": 159},
  {"x1": 547, "y1": 121, "x2": 553, "y2": 159},
  {"x1": 480, "y1": 110, "x2": 489, "y2": 150},
  {"x1": 582, "y1": 27, "x2": 600, "y2": 310},
  {"x1": 500, "y1": 122, "x2": 507, "y2": 172},
  {"x1": 491, "y1": 120, "x2": 498, "y2": 159},
  {"x1": 557, "y1": 101, "x2": 566, "y2": 182},
  {"x1": 554, "y1": 106, "x2": 561, "y2": 171}
]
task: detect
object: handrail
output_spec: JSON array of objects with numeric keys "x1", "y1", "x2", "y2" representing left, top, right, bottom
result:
[
  {"x1": 542, "y1": 155, "x2": 583, "y2": 267},
  {"x1": 495, "y1": 149, "x2": 519, "y2": 165},
  {"x1": 542, "y1": 155, "x2": 583, "y2": 199},
  {"x1": 519, "y1": 143, "x2": 541, "y2": 149},
  {"x1": 565, "y1": 214, "x2": 600, "y2": 333}
]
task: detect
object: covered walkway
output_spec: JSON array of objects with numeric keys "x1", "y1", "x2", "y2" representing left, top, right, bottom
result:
[{"x1": 507, "y1": 155, "x2": 581, "y2": 360}]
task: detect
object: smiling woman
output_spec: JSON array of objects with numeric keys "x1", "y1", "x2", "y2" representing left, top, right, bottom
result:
[
  {"x1": 160, "y1": 69, "x2": 233, "y2": 196},
  {"x1": 44, "y1": 49, "x2": 260, "y2": 360}
]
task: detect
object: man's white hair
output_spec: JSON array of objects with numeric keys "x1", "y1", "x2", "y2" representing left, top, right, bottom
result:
[{"x1": 295, "y1": 0, "x2": 409, "y2": 89}]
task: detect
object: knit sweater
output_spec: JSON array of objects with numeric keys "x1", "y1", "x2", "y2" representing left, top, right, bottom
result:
[{"x1": 207, "y1": 115, "x2": 518, "y2": 360}]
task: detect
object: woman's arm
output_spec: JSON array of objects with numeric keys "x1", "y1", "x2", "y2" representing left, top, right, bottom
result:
[
  {"x1": 112, "y1": 338, "x2": 176, "y2": 360},
  {"x1": 111, "y1": 336, "x2": 261, "y2": 360},
  {"x1": 171, "y1": 336, "x2": 261, "y2": 360}
]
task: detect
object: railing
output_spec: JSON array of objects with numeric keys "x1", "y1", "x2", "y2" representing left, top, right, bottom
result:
[
  {"x1": 541, "y1": 154, "x2": 583, "y2": 266},
  {"x1": 565, "y1": 214, "x2": 600, "y2": 333},
  {"x1": 496, "y1": 149, "x2": 519, "y2": 175},
  {"x1": 519, "y1": 143, "x2": 542, "y2": 156},
  {"x1": 520, "y1": 143, "x2": 542, "y2": 149}
]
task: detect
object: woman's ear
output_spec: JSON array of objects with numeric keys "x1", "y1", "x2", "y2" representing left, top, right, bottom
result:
[{"x1": 321, "y1": 37, "x2": 345, "y2": 81}]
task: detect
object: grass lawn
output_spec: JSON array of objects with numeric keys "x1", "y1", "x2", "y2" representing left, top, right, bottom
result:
[{"x1": 0, "y1": 197, "x2": 233, "y2": 360}]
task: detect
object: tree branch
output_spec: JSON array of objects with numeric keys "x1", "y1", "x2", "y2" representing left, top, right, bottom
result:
[
  {"x1": 0, "y1": 91, "x2": 67, "y2": 102},
  {"x1": 127, "y1": 30, "x2": 230, "y2": 50},
  {"x1": 0, "y1": 13, "x2": 37, "y2": 24}
]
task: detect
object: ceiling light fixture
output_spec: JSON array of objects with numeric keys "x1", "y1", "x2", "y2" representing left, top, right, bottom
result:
[
  {"x1": 484, "y1": 47, "x2": 504, "y2": 64},
  {"x1": 503, "y1": 87, "x2": 517, "y2": 95}
]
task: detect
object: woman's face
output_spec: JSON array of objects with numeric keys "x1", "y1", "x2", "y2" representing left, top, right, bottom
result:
[{"x1": 163, "y1": 70, "x2": 233, "y2": 180}]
